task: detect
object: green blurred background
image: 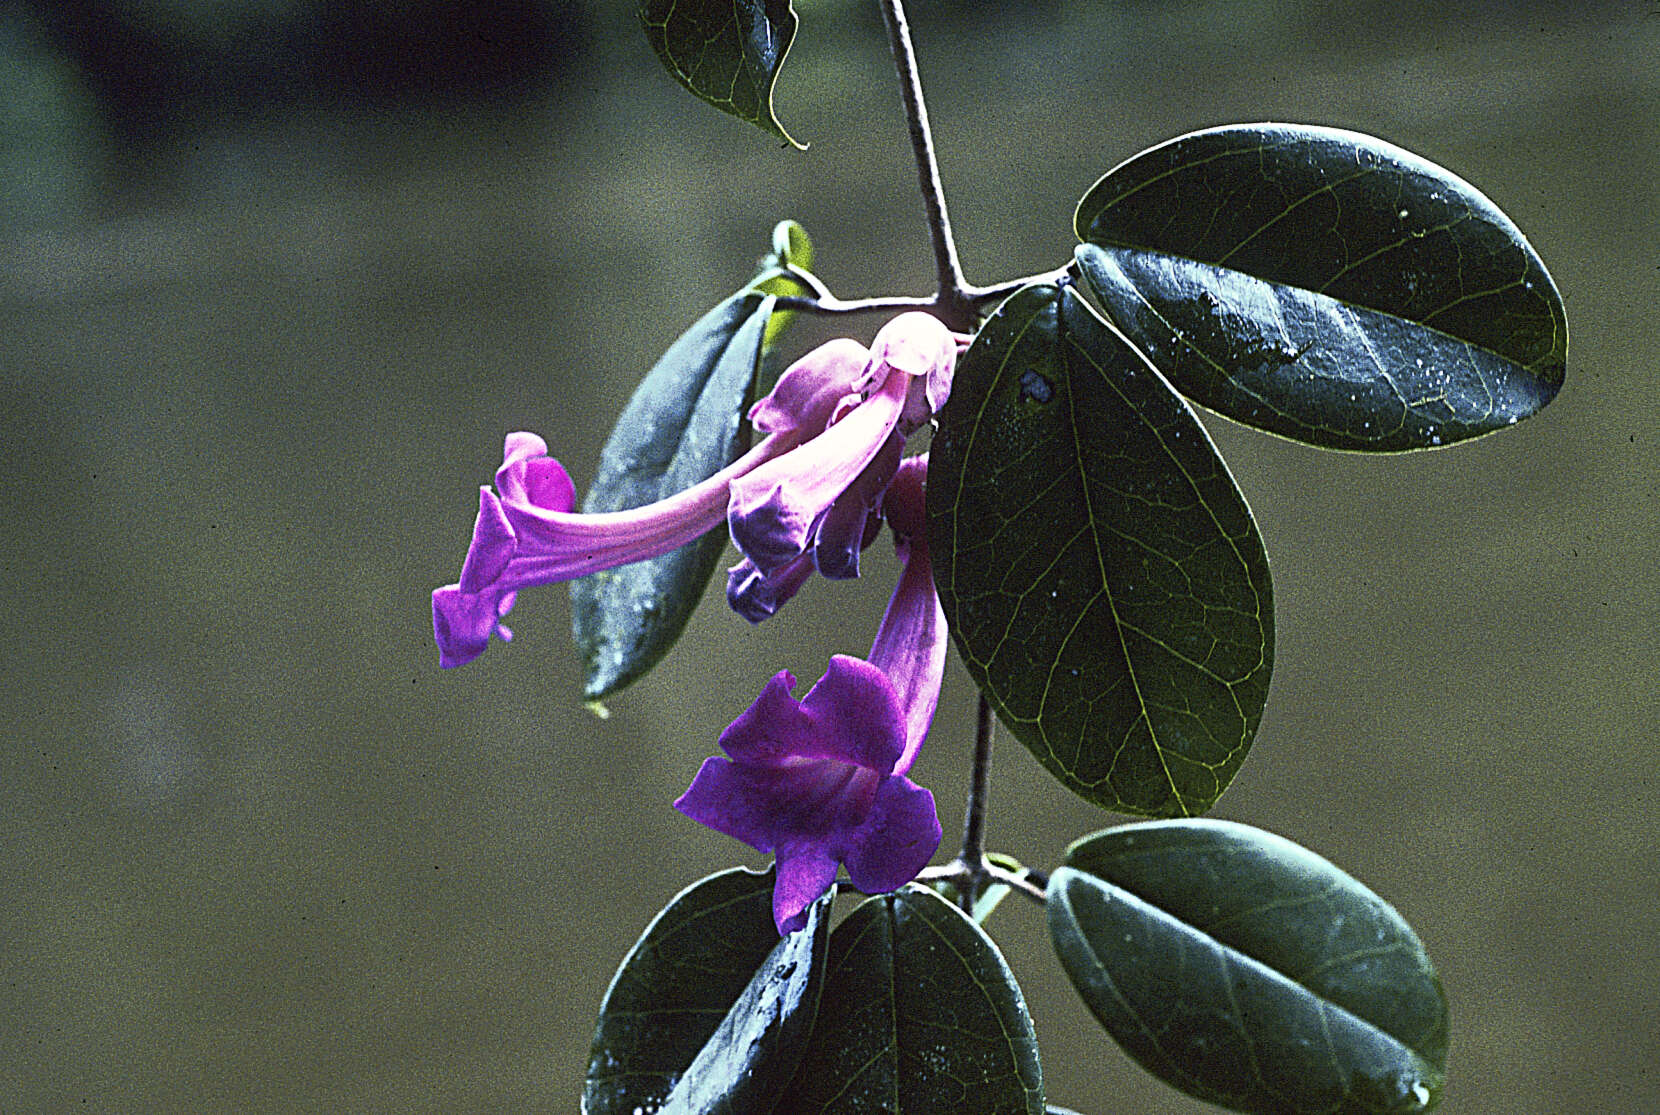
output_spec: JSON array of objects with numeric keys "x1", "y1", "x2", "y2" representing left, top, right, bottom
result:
[{"x1": 2, "y1": 1, "x2": 1655, "y2": 1111}]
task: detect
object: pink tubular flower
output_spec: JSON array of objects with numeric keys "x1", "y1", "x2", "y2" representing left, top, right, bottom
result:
[
  {"x1": 726, "y1": 312, "x2": 956, "y2": 584},
  {"x1": 675, "y1": 454, "x2": 948, "y2": 933},
  {"x1": 433, "y1": 431, "x2": 784, "y2": 669},
  {"x1": 430, "y1": 336, "x2": 877, "y2": 669}
]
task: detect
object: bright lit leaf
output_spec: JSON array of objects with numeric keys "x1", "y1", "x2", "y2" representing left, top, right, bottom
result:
[{"x1": 1076, "y1": 123, "x2": 1567, "y2": 451}]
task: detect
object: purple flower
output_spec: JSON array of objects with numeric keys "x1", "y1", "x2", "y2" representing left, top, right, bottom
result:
[
  {"x1": 676, "y1": 455, "x2": 949, "y2": 933},
  {"x1": 432, "y1": 334, "x2": 881, "y2": 668},
  {"x1": 674, "y1": 658, "x2": 942, "y2": 934},
  {"x1": 432, "y1": 430, "x2": 795, "y2": 668},
  {"x1": 726, "y1": 312, "x2": 956, "y2": 583}
]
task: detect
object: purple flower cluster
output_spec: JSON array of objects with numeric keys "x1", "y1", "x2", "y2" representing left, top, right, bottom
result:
[{"x1": 433, "y1": 313, "x2": 959, "y2": 931}]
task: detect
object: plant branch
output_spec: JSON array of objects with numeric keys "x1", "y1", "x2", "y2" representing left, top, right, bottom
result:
[
  {"x1": 985, "y1": 860, "x2": 1048, "y2": 906},
  {"x1": 773, "y1": 293, "x2": 941, "y2": 316},
  {"x1": 878, "y1": 0, "x2": 975, "y2": 332},
  {"x1": 773, "y1": 261, "x2": 1076, "y2": 320},
  {"x1": 961, "y1": 693, "x2": 995, "y2": 862},
  {"x1": 946, "y1": 693, "x2": 997, "y2": 914}
]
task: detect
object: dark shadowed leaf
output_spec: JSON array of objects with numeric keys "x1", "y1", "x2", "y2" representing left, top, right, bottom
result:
[
  {"x1": 640, "y1": 0, "x2": 804, "y2": 148},
  {"x1": 785, "y1": 885, "x2": 1043, "y2": 1114},
  {"x1": 1075, "y1": 123, "x2": 1567, "y2": 451},
  {"x1": 1049, "y1": 820, "x2": 1448, "y2": 1114},
  {"x1": 928, "y1": 283, "x2": 1272, "y2": 817},
  {"x1": 571, "y1": 292, "x2": 773, "y2": 703},
  {"x1": 585, "y1": 866, "x2": 831, "y2": 1115}
]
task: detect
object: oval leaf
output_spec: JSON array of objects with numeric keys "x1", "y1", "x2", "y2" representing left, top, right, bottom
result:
[
  {"x1": 785, "y1": 885, "x2": 1043, "y2": 1114},
  {"x1": 1049, "y1": 820, "x2": 1448, "y2": 1115},
  {"x1": 572, "y1": 292, "x2": 773, "y2": 702},
  {"x1": 1075, "y1": 123, "x2": 1567, "y2": 451},
  {"x1": 928, "y1": 283, "x2": 1272, "y2": 817},
  {"x1": 585, "y1": 866, "x2": 832, "y2": 1115},
  {"x1": 640, "y1": 0, "x2": 805, "y2": 149}
]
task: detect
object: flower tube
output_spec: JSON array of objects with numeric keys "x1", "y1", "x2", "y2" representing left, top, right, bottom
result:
[
  {"x1": 675, "y1": 454, "x2": 949, "y2": 932},
  {"x1": 431, "y1": 335, "x2": 876, "y2": 668},
  {"x1": 726, "y1": 312, "x2": 955, "y2": 575}
]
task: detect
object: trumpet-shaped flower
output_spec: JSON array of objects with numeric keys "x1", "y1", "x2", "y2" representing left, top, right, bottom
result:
[
  {"x1": 726, "y1": 312, "x2": 956, "y2": 585},
  {"x1": 432, "y1": 430, "x2": 788, "y2": 668},
  {"x1": 431, "y1": 335, "x2": 878, "y2": 668},
  {"x1": 676, "y1": 455, "x2": 948, "y2": 933},
  {"x1": 432, "y1": 315, "x2": 955, "y2": 669}
]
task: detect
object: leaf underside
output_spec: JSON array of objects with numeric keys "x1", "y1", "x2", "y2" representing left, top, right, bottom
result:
[
  {"x1": 1076, "y1": 123, "x2": 1567, "y2": 451},
  {"x1": 571, "y1": 292, "x2": 773, "y2": 701},
  {"x1": 928, "y1": 283, "x2": 1272, "y2": 818},
  {"x1": 784, "y1": 885, "x2": 1044, "y2": 1114},
  {"x1": 1050, "y1": 820, "x2": 1448, "y2": 1115},
  {"x1": 640, "y1": 0, "x2": 805, "y2": 148}
]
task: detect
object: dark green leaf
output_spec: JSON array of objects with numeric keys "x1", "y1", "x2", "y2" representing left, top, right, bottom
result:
[
  {"x1": 1049, "y1": 820, "x2": 1449, "y2": 1114},
  {"x1": 640, "y1": 0, "x2": 805, "y2": 149},
  {"x1": 585, "y1": 866, "x2": 832, "y2": 1115},
  {"x1": 928, "y1": 283, "x2": 1272, "y2": 817},
  {"x1": 785, "y1": 884, "x2": 1043, "y2": 1114},
  {"x1": 1075, "y1": 123, "x2": 1567, "y2": 451},
  {"x1": 572, "y1": 292, "x2": 773, "y2": 703}
]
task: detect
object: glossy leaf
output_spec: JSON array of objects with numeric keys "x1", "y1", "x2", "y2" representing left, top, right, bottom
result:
[
  {"x1": 1049, "y1": 820, "x2": 1449, "y2": 1114},
  {"x1": 571, "y1": 292, "x2": 773, "y2": 703},
  {"x1": 640, "y1": 0, "x2": 805, "y2": 149},
  {"x1": 784, "y1": 884, "x2": 1043, "y2": 1114},
  {"x1": 928, "y1": 283, "x2": 1272, "y2": 817},
  {"x1": 1075, "y1": 123, "x2": 1567, "y2": 451},
  {"x1": 585, "y1": 866, "x2": 831, "y2": 1115}
]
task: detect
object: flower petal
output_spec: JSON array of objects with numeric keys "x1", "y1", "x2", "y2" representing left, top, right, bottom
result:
[
  {"x1": 870, "y1": 312, "x2": 957, "y2": 433},
  {"x1": 867, "y1": 460, "x2": 947, "y2": 775},
  {"x1": 716, "y1": 669, "x2": 811, "y2": 765},
  {"x1": 432, "y1": 583, "x2": 513, "y2": 669},
  {"x1": 673, "y1": 755, "x2": 780, "y2": 851},
  {"x1": 772, "y1": 844, "x2": 840, "y2": 934},
  {"x1": 457, "y1": 487, "x2": 515, "y2": 594},
  {"x1": 794, "y1": 655, "x2": 907, "y2": 774},
  {"x1": 728, "y1": 369, "x2": 910, "y2": 573},
  {"x1": 748, "y1": 337, "x2": 871, "y2": 437},
  {"x1": 870, "y1": 312, "x2": 956, "y2": 379},
  {"x1": 495, "y1": 432, "x2": 576, "y2": 512},
  {"x1": 675, "y1": 751, "x2": 878, "y2": 848},
  {"x1": 726, "y1": 552, "x2": 816, "y2": 624},
  {"x1": 812, "y1": 429, "x2": 902, "y2": 581},
  {"x1": 839, "y1": 775, "x2": 941, "y2": 897}
]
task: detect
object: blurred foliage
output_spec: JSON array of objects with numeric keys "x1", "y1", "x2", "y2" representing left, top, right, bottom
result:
[
  {"x1": 19, "y1": 0, "x2": 593, "y2": 130},
  {"x1": 0, "y1": 10, "x2": 107, "y2": 229}
]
